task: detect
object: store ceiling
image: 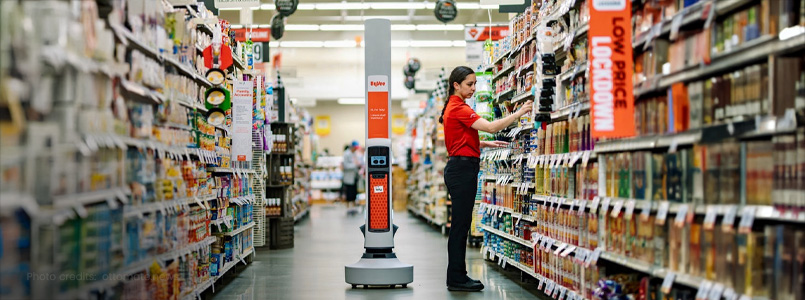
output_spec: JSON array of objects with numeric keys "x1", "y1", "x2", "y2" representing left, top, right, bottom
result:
[{"x1": 218, "y1": 0, "x2": 511, "y2": 30}]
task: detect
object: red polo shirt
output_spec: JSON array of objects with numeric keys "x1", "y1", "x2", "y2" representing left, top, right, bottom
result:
[{"x1": 444, "y1": 95, "x2": 481, "y2": 157}]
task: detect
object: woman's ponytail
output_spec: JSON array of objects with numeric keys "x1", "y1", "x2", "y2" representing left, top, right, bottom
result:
[{"x1": 439, "y1": 66, "x2": 474, "y2": 124}]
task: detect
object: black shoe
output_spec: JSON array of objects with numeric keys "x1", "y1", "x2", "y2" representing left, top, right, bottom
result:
[{"x1": 447, "y1": 279, "x2": 484, "y2": 292}]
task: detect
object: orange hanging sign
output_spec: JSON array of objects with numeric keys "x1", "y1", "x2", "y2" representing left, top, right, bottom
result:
[
  {"x1": 367, "y1": 75, "x2": 389, "y2": 139},
  {"x1": 589, "y1": 0, "x2": 635, "y2": 138}
]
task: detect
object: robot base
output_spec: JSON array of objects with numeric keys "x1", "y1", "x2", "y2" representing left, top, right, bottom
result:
[{"x1": 345, "y1": 257, "x2": 413, "y2": 288}]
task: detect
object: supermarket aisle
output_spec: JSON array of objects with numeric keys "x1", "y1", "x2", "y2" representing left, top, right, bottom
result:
[{"x1": 211, "y1": 205, "x2": 544, "y2": 299}]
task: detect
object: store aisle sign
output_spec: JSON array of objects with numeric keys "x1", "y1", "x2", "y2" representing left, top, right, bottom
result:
[
  {"x1": 392, "y1": 114, "x2": 407, "y2": 135},
  {"x1": 233, "y1": 28, "x2": 270, "y2": 42},
  {"x1": 214, "y1": 0, "x2": 259, "y2": 9},
  {"x1": 465, "y1": 26, "x2": 510, "y2": 41},
  {"x1": 367, "y1": 75, "x2": 389, "y2": 139},
  {"x1": 434, "y1": 0, "x2": 457, "y2": 23},
  {"x1": 315, "y1": 115, "x2": 331, "y2": 137},
  {"x1": 276, "y1": 0, "x2": 299, "y2": 16},
  {"x1": 232, "y1": 80, "x2": 254, "y2": 165},
  {"x1": 588, "y1": 0, "x2": 635, "y2": 138}
]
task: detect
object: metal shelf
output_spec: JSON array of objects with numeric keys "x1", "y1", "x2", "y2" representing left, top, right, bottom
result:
[
  {"x1": 293, "y1": 207, "x2": 310, "y2": 222},
  {"x1": 632, "y1": 0, "x2": 752, "y2": 50},
  {"x1": 492, "y1": 64, "x2": 516, "y2": 81},
  {"x1": 479, "y1": 224, "x2": 532, "y2": 248},
  {"x1": 511, "y1": 91, "x2": 534, "y2": 104},
  {"x1": 495, "y1": 89, "x2": 516, "y2": 102},
  {"x1": 550, "y1": 100, "x2": 589, "y2": 120},
  {"x1": 120, "y1": 80, "x2": 164, "y2": 105},
  {"x1": 517, "y1": 61, "x2": 534, "y2": 75},
  {"x1": 594, "y1": 114, "x2": 797, "y2": 154},
  {"x1": 559, "y1": 62, "x2": 587, "y2": 82},
  {"x1": 213, "y1": 222, "x2": 255, "y2": 237},
  {"x1": 493, "y1": 50, "x2": 510, "y2": 65}
]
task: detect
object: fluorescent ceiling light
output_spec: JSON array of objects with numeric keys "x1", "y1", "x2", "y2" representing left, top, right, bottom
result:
[
  {"x1": 218, "y1": 7, "x2": 241, "y2": 11},
  {"x1": 279, "y1": 41, "x2": 324, "y2": 47},
  {"x1": 480, "y1": 4, "x2": 500, "y2": 9},
  {"x1": 370, "y1": 2, "x2": 426, "y2": 9},
  {"x1": 343, "y1": 15, "x2": 414, "y2": 21},
  {"x1": 285, "y1": 24, "x2": 320, "y2": 31},
  {"x1": 425, "y1": 3, "x2": 436, "y2": 9},
  {"x1": 257, "y1": 24, "x2": 270, "y2": 28},
  {"x1": 324, "y1": 40, "x2": 358, "y2": 48},
  {"x1": 297, "y1": 3, "x2": 316, "y2": 10},
  {"x1": 315, "y1": 2, "x2": 371, "y2": 10},
  {"x1": 231, "y1": 24, "x2": 244, "y2": 29},
  {"x1": 391, "y1": 24, "x2": 417, "y2": 31},
  {"x1": 319, "y1": 24, "x2": 364, "y2": 31},
  {"x1": 260, "y1": 4, "x2": 275, "y2": 10},
  {"x1": 410, "y1": 40, "x2": 453, "y2": 47},
  {"x1": 456, "y1": 3, "x2": 480, "y2": 9},
  {"x1": 338, "y1": 98, "x2": 365, "y2": 105},
  {"x1": 391, "y1": 40, "x2": 411, "y2": 47},
  {"x1": 416, "y1": 24, "x2": 464, "y2": 31},
  {"x1": 267, "y1": 40, "x2": 465, "y2": 48}
]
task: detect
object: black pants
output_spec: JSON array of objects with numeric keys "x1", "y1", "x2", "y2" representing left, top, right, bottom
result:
[
  {"x1": 344, "y1": 183, "x2": 358, "y2": 201},
  {"x1": 443, "y1": 158, "x2": 480, "y2": 284}
]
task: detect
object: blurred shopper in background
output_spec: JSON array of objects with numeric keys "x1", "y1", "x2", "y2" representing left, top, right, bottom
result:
[{"x1": 342, "y1": 140, "x2": 362, "y2": 214}]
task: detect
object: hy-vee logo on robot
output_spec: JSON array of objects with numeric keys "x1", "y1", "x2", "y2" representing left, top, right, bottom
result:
[{"x1": 370, "y1": 81, "x2": 386, "y2": 87}]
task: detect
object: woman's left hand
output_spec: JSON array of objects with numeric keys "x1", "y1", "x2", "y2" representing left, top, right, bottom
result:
[{"x1": 481, "y1": 141, "x2": 509, "y2": 148}]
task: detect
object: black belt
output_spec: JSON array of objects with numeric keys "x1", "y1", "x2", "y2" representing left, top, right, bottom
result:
[{"x1": 449, "y1": 156, "x2": 480, "y2": 163}]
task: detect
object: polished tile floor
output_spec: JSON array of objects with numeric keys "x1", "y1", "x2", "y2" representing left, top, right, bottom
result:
[{"x1": 210, "y1": 204, "x2": 545, "y2": 300}]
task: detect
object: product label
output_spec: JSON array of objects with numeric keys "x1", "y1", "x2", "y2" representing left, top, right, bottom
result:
[
  {"x1": 367, "y1": 75, "x2": 390, "y2": 139},
  {"x1": 589, "y1": 0, "x2": 635, "y2": 138}
]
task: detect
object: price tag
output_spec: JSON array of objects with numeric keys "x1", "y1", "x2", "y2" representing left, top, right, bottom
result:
[
  {"x1": 577, "y1": 200, "x2": 586, "y2": 215},
  {"x1": 624, "y1": 199, "x2": 636, "y2": 220},
  {"x1": 703, "y1": 0, "x2": 715, "y2": 29},
  {"x1": 544, "y1": 238, "x2": 555, "y2": 252},
  {"x1": 695, "y1": 280, "x2": 713, "y2": 300},
  {"x1": 538, "y1": 275, "x2": 546, "y2": 289},
  {"x1": 502, "y1": 256, "x2": 508, "y2": 268},
  {"x1": 721, "y1": 205, "x2": 738, "y2": 230},
  {"x1": 554, "y1": 243, "x2": 568, "y2": 255},
  {"x1": 656, "y1": 201, "x2": 670, "y2": 225},
  {"x1": 610, "y1": 199, "x2": 624, "y2": 218},
  {"x1": 569, "y1": 152, "x2": 581, "y2": 166},
  {"x1": 707, "y1": 283, "x2": 725, "y2": 300},
  {"x1": 661, "y1": 272, "x2": 676, "y2": 294},
  {"x1": 590, "y1": 196, "x2": 601, "y2": 214},
  {"x1": 585, "y1": 247, "x2": 602, "y2": 266},
  {"x1": 489, "y1": 249, "x2": 496, "y2": 260},
  {"x1": 600, "y1": 197, "x2": 611, "y2": 216},
  {"x1": 669, "y1": 12, "x2": 684, "y2": 41},
  {"x1": 674, "y1": 204, "x2": 689, "y2": 227},
  {"x1": 554, "y1": 285, "x2": 563, "y2": 299},
  {"x1": 738, "y1": 206, "x2": 756, "y2": 233},
  {"x1": 532, "y1": 234, "x2": 542, "y2": 248},
  {"x1": 703, "y1": 206, "x2": 718, "y2": 230},
  {"x1": 581, "y1": 151, "x2": 591, "y2": 167},
  {"x1": 560, "y1": 245, "x2": 576, "y2": 257},
  {"x1": 545, "y1": 281, "x2": 555, "y2": 295},
  {"x1": 668, "y1": 138, "x2": 679, "y2": 153}
]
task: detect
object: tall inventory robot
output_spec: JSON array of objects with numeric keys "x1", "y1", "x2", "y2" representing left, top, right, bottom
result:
[{"x1": 344, "y1": 19, "x2": 414, "y2": 289}]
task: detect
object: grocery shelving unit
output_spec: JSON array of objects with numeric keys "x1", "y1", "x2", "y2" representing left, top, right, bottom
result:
[
  {"x1": 475, "y1": 1, "x2": 804, "y2": 300},
  {"x1": 406, "y1": 71, "x2": 452, "y2": 235},
  {"x1": 0, "y1": 1, "x2": 298, "y2": 298}
]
